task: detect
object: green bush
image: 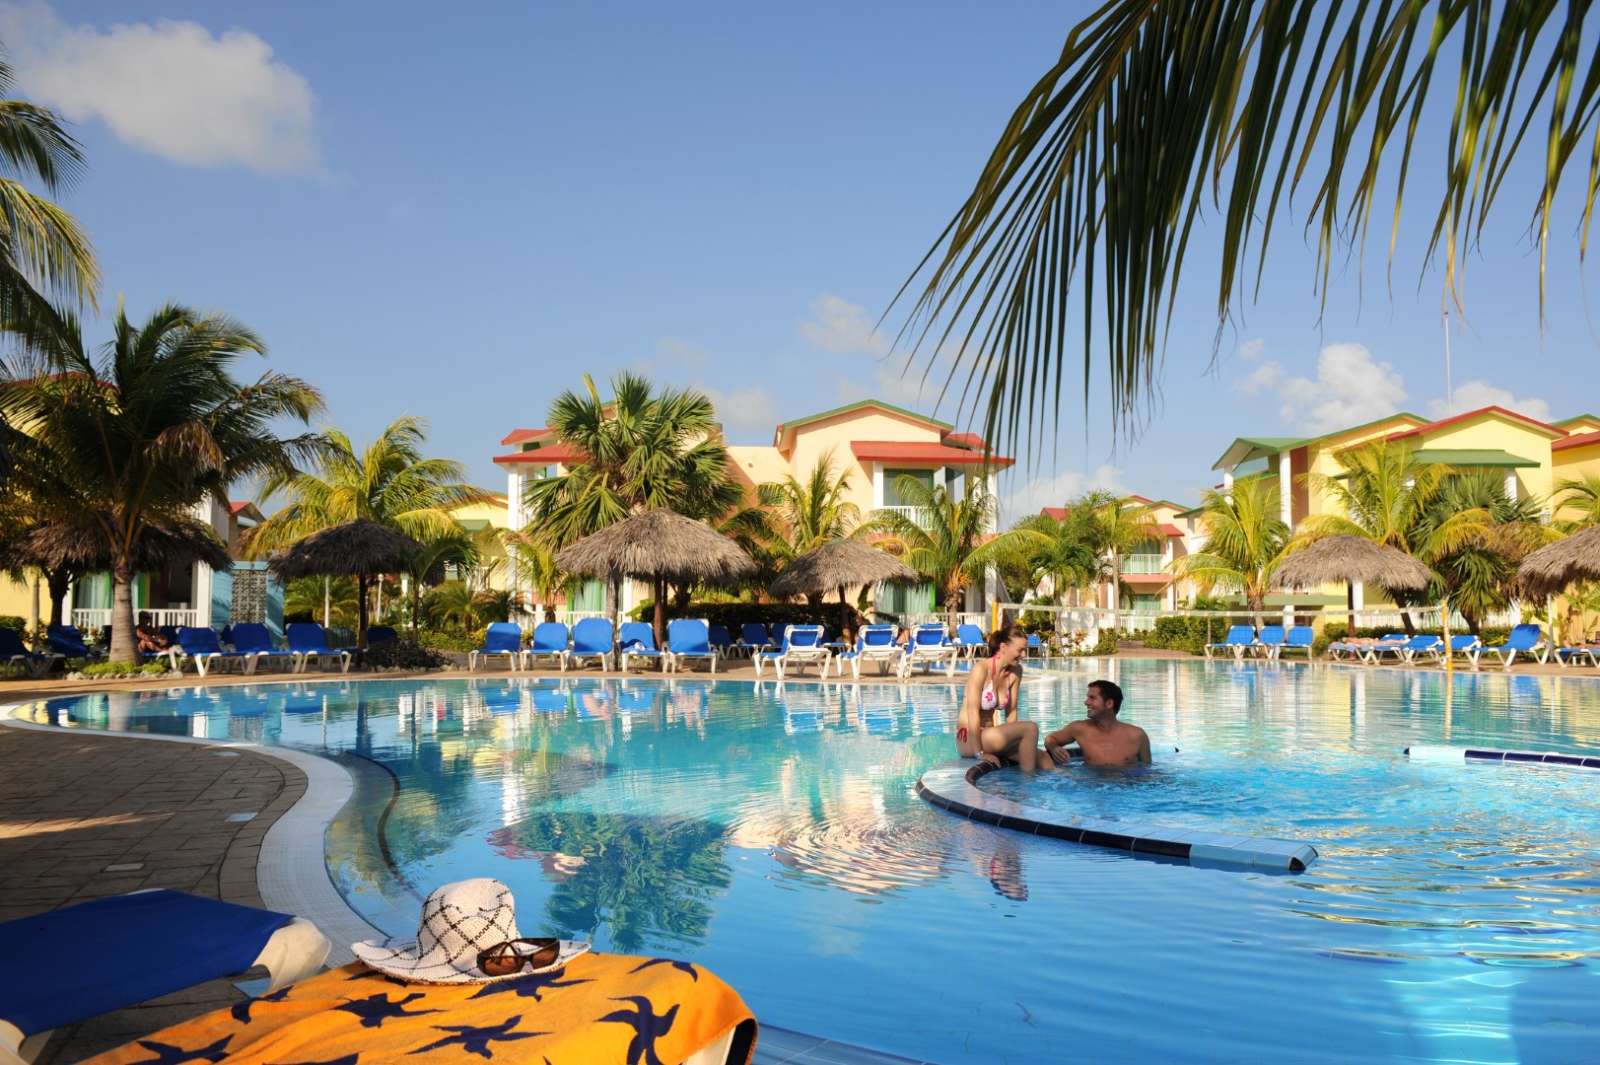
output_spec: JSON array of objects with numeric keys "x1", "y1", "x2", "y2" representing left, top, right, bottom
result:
[
  {"x1": 80, "y1": 661, "x2": 171, "y2": 678},
  {"x1": 364, "y1": 639, "x2": 450, "y2": 670},
  {"x1": 415, "y1": 628, "x2": 480, "y2": 653},
  {"x1": 0, "y1": 616, "x2": 25, "y2": 633}
]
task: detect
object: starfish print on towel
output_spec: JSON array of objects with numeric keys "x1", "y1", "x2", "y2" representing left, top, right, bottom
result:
[
  {"x1": 410, "y1": 1015, "x2": 545, "y2": 1059},
  {"x1": 230, "y1": 985, "x2": 292, "y2": 1024},
  {"x1": 598, "y1": 996, "x2": 680, "y2": 1065},
  {"x1": 335, "y1": 991, "x2": 443, "y2": 1028},
  {"x1": 630, "y1": 957, "x2": 698, "y2": 981},
  {"x1": 130, "y1": 1035, "x2": 233, "y2": 1064},
  {"x1": 469, "y1": 965, "x2": 592, "y2": 1003}
]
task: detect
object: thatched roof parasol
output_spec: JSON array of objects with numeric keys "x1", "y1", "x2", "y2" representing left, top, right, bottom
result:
[
  {"x1": 1271, "y1": 536, "x2": 1433, "y2": 592},
  {"x1": 9, "y1": 516, "x2": 232, "y2": 573},
  {"x1": 554, "y1": 509, "x2": 755, "y2": 585},
  {"x1": 268, "y1": 519, "x2": 420, "y2": 581},
  {"x1": 1513, "y1": 524, "x2": 1600, "y2": 598},
  {"x1": 770, "y1": 539, "x2": 918, "y2": 597}
]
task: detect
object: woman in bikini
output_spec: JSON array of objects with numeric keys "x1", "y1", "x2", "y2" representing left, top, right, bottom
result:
[{"x1": 955, "y1": 626, "x2": 1050, "y2": 772}]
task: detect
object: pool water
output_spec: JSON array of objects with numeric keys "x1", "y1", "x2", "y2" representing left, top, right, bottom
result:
[{"x1": 19, "y1": 659, "x2": 1600, "y2": 1064}]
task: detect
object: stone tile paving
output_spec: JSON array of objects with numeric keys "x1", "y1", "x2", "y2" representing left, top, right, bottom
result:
[{"x1": 0, "y1": 726, "x2": 304, "y2": 1063}]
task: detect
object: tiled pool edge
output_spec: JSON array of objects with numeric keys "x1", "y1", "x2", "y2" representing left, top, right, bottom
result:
[
  {"x1": 1, "y1": 703, "x2": 383, "y2": 961},
  {"x1": 916, "y1": 760, "x2": 1318, "y2": 872},
  {"x1": 1406, "y1": 743, "x2": 1600, "y2": 769}
]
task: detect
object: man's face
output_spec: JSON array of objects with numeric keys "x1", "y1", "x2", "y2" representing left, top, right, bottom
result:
[{"x1": 1084, "y1": 687, "x2": 1111, "y2": 720}]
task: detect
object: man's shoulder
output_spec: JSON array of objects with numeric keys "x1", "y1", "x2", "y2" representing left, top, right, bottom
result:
[{"x1": 1118, "y1": 719, "x2": 1150, "y2": 738}]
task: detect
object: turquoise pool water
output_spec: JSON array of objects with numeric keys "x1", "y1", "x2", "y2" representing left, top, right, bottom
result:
[{"x1": 19, "y1": 660, "x2": 1600, "y2": 1063}]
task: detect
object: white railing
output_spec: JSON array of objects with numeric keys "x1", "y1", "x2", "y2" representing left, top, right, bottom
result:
[
  {"x1": 898, "y1": 612, "x2": 987, "y2": 631},
  {"x1": 876, "y1": 505, "x2": 933, "y2": 529},
  {"x1": 557, "y1": 610, "x2": 608, "y2": 626},
  {"x1": 1121, "y1": 555, "x2": 1166, "y2": 575},
  {"x1": 997, "y1": 603, "x2": 1524, "y2": 635},
  {"x1": 71, "y1": 608, "x2": 202, "y2": 632}
]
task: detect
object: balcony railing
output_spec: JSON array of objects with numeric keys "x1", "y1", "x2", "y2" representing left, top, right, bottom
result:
[
  {"x1": 875, "y1": 505, "x2": 934, "y2": 529},
  {"x1": 1121, "y1": 554, "x2": 1166, "y2": 575},
  {"x1": 72, "y1": 607, "x2": 201, "y2": 632}
]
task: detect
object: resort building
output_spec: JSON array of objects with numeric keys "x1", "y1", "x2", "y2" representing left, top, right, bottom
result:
[
  {"x1": 494, "y1": 399, "x2": 1014, "y2": 622},
  {"x1": 1039, "y1": 495, "x2": 1198, "y2": 621}
]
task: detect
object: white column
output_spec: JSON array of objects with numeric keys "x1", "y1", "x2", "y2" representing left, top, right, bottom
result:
[
  {"x1": 1163, "y1": 539, "x2": 1176, "y2": 609},
  {"x1": 1352, "y1": 580, "x2": 1365, "y2": 629},
  {"x1": 1222, "y1": 468, "x2": 1235, "y2": 503},
  {"x1": 1503, "y1": 471, "x2": 1517, "y2": 500},
  {"x1": 1277, "y1": 450, "x2": 1293, "y2": 526},
  {"x1": 193, "y1": 562, "x2": 212, "y2": 628},
  {"x1": 506, "y1": 469, "x2": 526, "y2": 617},
  {"x1": 871, "y1": 463, "x2": 884, "y2": 508}
]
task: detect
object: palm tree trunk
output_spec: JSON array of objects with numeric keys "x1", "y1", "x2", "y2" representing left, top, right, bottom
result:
[
  {"x1": 1109, "y1": 551, "x2": 1122, "y2": 634},
  {"x1": 410, "y1": 581, "x2": 421, "y2": 638},
  {"x1": 110, "y1": 561, "x2": 138, "y2": 665},
  {"x1": 356, "y1": 573, "x2": 370, "y2": 651},
  {"x1": 838, "y1": 584, "x2": 850, "y2": 640},
  {"x1": 28, "y1": 572, "x2": 39, "y2": 653},
  {"x1": 653, "y1": 577, "x2": 667, "y2": 650},
  {"x1": 46, "y1": 569, "x2": 70, "y2": 627}
]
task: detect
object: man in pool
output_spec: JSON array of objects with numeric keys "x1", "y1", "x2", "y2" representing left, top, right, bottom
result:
[{"x1": 1044, "y1": 679, "x2": 1151, "y2": 767}]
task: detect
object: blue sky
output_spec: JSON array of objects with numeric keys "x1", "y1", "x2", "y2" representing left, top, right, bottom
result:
[{"x1": 6, "y1": 2, "x2": 1598, "y2": 522}]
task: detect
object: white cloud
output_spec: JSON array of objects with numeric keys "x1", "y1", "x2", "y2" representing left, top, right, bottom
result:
[
  {"x1": 799, "y1": 294, "x2": 890, "y2": 355},
  {"x1": 0, "y1": 2, "x2": 319, "y2": 174},
  {"x1": 1237, "y1": 337, "x2": 1266, "y2": 361},
  {"x1": 999, "y1": 464, "x2": 1123, "y2": 524},
  {"x1": 1426, "y1": 381, "x2": 1551, "y2": 423},
  {"x1": 833, "y1": 362, "x2": 931, "y2": 407},
  {"x1": 1236, "y1": 342, "x2": 1407, "y2": 434},
  {"x1": 702, "y1": 384, "x2": 778, "y2": 434}
]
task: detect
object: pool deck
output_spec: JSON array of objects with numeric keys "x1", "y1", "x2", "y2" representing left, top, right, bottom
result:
[{"x1": 2, "y1": 648, "x2": 1593, "y2": 1063}]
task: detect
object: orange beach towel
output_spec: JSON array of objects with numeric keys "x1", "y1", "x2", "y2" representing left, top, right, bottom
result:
[{"x1": 83, "y1": 955, "x2": 756, "y2": 1064}]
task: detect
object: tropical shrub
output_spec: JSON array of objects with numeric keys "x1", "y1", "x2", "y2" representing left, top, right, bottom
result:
[
  {"x1": 80, "y1": 660, "x2": 171, "y2": 678},
  {"x1": 364, "y1": 639, "x2": 450, "y2": 671},
  {"x1": 0, "y1": 616, "x2": 24, "y2": 633}
]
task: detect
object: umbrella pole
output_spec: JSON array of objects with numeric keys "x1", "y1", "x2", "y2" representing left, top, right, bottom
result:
[
  {"x1": 357, "y1": 573, "x2": 369, "y2": 651},
  {"x1": 839, "y1": 584, "x2": 849, "y2": 642},
  {"x1": 1440, "y1": 595, "x2": 1452, "y2": 673}
]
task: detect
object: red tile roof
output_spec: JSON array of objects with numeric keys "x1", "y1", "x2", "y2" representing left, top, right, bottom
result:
[
  {"x1": 1553, "y1": 430, "x2": 1600, "y2": 452},
  {"x1": 1386, "y1": 405, "x2": 1564, "y2": 442},
  {"x1": 848, "y1": 441, "x2": 1014, "y2": 467},
  {"x1": 943, "y1": 432, "x2": 986, "y2": 449},
  {"x1": 1040, "y1": 506, "x2": 1068, "y2": 520},
  {"x1": 492, "y1": 444, "x2": 587, "y2": 466},
  {"x1": 500, "y1": 427, "x2": 550, "y2": 446}
]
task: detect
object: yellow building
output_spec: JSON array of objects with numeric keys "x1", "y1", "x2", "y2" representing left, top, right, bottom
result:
[
  {"x1": 492, "y1": 399, "x2": 1014, "y2": 621},
  {"x1": 1039, "y1": 496, "x2": 1194, "y2": 619},
  {"x1": 449, "y1": 494, "x2": 512, "y2": 590}
]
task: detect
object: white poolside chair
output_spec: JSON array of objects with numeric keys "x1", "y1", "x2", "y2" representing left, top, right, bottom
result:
[
  {"x1": 836, "y1": 624, "x2": 903, "y2": 678},
  {"x1": 899, "y1": 624, "x2": 958, "y2": 678},
  {"x1": 754, "y1": 624, "x2": 830, "y2": 679}
]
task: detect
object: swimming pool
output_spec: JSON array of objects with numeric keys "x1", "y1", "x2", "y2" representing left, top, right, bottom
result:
[{"x1": 17, "y1": 659, "x2": 1600, "y2": 1063}]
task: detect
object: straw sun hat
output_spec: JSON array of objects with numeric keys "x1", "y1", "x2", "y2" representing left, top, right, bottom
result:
[{"x1": 353, "y1": 878, "x2": 587, "y2": 984}]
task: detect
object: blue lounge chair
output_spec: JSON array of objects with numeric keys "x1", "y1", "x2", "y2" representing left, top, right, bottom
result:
[
  {"x1": 470, "y1": 622, "x2": 523, "y2": 671},
  {"x1": 1396, "y1": 634, "x2": 1444, "y2": 663},
  {"x1": 952, "y1": 623, "x2": 987, "y2": 658},
  {"x1": 0, "y1": 628, "x2": 58, "y2": 677},
  {"x1": 1254, "y1": 625, "x2": 1286, "y2": 658},
  {"x1": 1357, "y1": 633, "x2": 1409, "y2": 663},
  {"x1": 1555, "y1": 643, "x2": 1598, "y2": 667},
  {"x1": 837, "y1": 624, "x2": 903, "y2": 679},
  {"x1": 1026, "y1": 632, "x2": 1042, "y2": 657},
  {"x1": 1472, "y1": 623, "x2": 1547, "y2": 670},
  {"x1": 708, "y1": 623, "x2": 734, "y2": 659},
  {"x1": 1437, "y1": 633, "x2": 1482, "y2": 664},
  {"x1": 1203, "y1": 625, "x2": 1255, "y2": 661},
  {"x1": 286, "y1": 622, "x2": 352, "y2": 674},
  {"x1": 618, "y1": 621, "x2": 666, "y2": 672},
  {"x1": 173, "y1": 627, "x2": 247, "y2": 676},
  {"x1": 1279, "y1": 626, "x2": 1315, "y2": 661},
  {"x1": 366, "y1": 625, "x2": 399, "y2": 646},
  {"x1": 666, "y1": 618, "x2": 719, "y2": 673},
  {"x1": 229, "y1": 623, "x2": 293, "y2": 675},
  {"x1": 737, "y1": 622, "x2": 771, "y2": 658},
  {"x1": 755, "y1": 624, "x2": 830, "y2": 679},
  {"x1": 565, "y1": 617, "x2": 614, "y2": 670},
  {"x1": 900, "y1": 624, "x2": 958, "y2": 678},
  {"x1": 0, "y1": 890, "x2": 330, "y2": 1063},
  {"x1": 46, "y1": 623, "x2": 102, "y2": 660},
  {"x1": 521, "y1": 621, "x2": 570, "y2": 671}
]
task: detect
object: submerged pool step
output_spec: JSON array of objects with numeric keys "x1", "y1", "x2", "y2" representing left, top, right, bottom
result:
[
  {"x1": 916, "y1": 762, "x2": 1318, "y2": 873},
  {"x1": 1406, "y1": 744, "x2": 1600, "y2": 769}
]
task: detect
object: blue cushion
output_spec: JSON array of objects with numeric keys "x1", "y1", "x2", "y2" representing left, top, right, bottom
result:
[{"x1": 0, "y1": 890, "x2": 293, "y2": 1035}]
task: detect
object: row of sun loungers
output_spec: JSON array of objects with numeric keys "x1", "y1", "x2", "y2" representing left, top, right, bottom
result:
[
  {"x1": 1203, "y1": 625, "x2": 1316, "y2": 661},
  {"x1": 1212, "y1": 621, "x2": 1553, "y2": 670},
  {"x1": 0, "y1": 622, "x2": 360, "y2": 677}
]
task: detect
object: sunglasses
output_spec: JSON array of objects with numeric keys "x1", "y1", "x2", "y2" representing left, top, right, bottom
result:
[{"x1": 477, "y1": 937, "x2": 561, "y2": 977}]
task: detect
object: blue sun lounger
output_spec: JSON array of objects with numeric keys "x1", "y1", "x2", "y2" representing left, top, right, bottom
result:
[
  {"x1": 0, "y1": 891, "x2": 329, "y2": 1063},
  {"x1": 469, "y1": 622, "x2": 523, "y2": 672},
  {"x1": 737, "y1": 622, "x2": 771, "y2": 658},
  {"x1": 45, "y1": 623, "x2": 103, "y2": 661},
  {"x1": 708, "y1": 623, "x2": 734, "y2": 659},
  {"x1": 521, "y1": 622, "x2": 570, "y2": 671},
  {"x1": 565, "y1": 618, "x2": 614, "y2": 670},
  {"x1": 286, "y1": 623, "x2": 352, "y2": 674},
  {"x1": 1555, "y1": 644, "x2": 1599, "y2": 667},
  {"x1": 1203, "y1": 625, "x2": 1255, "y2": 661},
  {"x1": 1472, "y1": 623, "x2": 1547, "y2": 670},
  {"x1": 229, "y1": 623, "x2": 293, "y2": 675},
  {"x1": 618, "y1": 621, "x2": 666, "y2": 672},
  {"x1": 952, "y1": 623, "x2": 987, "y2": 659},
  {"x1": 0, "y1": 629, "x2": 58, "y2": 677},
  {"x1": 666, "y1": 619, "x2": 719, "y2": 673},
  {"x1": 900, "y1": 624, "x2": 957, "y2": 677},
  {"x1": 754, "y1": 624, "x2": 830, "y2": 679},
  {"x1": 1355, "y1": 633, "x2": 1408, "y2": 663},
  {"x1": 1277, "y1": 626, "x2": 1315, "y2": 661},
  {"x1": 837, "y1": 624, "x2": 902, "y2": 678},
  {"x1": 172, "y1": 627, "x2": 248, "y2": 676}
]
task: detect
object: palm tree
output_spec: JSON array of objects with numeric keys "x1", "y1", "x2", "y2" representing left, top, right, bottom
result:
[
  {"x1": 992, "y1": 510, "x2": 1102, "y2": 607},
  {"x1": 1171, "y1": 479, "x2": 1290, "y2": 613},
  {"x1": 249, "y1": 416, "x2": 485, "y2": 647},
  {"x1": 866, "y1": 475, "x2": 996, "y2": 627},
  {"x1": 1084, "y1": 493, "x2": 1160, "y2": 631},
  {"x1": 403, "y1": 532, "x2": 479, "y2": 636},
  {"x1": 894, "y1": 6, "x2": 1599, "y2": 450},
  {"x1": 1418, "y1": 472, "x2": 1553, "y2": 634},
  {"x1": 285, "y1": 575, "x2": 357, "y2": 629},
  {"x1": 523, "y1": 373, "x2": 743, "y2": 636},
  {"x1": 761, "y1": 449, "x2": 861, "y2": 558},
  {"x1": 0, "y1": 304, "x2": 322, "y2": 663},
  {"x1": 1554, "y1": 474, "x2": 1600, "y2": 529}
]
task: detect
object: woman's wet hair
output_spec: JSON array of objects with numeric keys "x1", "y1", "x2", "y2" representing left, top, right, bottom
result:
[{"x1": 987, "y1": 625, "x2": 1028, "y2": 656}]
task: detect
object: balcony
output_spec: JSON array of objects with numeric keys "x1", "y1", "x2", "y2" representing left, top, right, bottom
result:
[
  {"x1": 1121, "y1": 554, "x2": 1166, "y2": 575},
  {"x1": 875, "y1": 505, "x2": 934, "y2": 530}
]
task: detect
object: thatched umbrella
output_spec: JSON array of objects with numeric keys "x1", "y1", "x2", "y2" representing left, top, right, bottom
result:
[
  {"x1": 770, "y1": 539, "x2": 919, "y2": 636},
  {"x1": 1272, "y1": 535, "x2": 1440, "y2": 663},
  {"x1": 1513, "y1": 525, "x2": 1600, "y2": 599},
  {"x1": 554, "y1": 508, "x2": 755, "y2": 646},
  {"x1": 269, "y1": 519, "x2": 420, "y2": 649}
]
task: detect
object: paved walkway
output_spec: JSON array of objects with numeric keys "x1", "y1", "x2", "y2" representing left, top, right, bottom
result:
[{"x1": 0, "y1": 726, "x2": 304, "y2": 1063}]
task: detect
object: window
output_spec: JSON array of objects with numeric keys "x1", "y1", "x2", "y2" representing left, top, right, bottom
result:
[
  {"x1": 878, "y1": 581, "x2": 935, "y2": 619},
  {"x1": 882, "y1": 469, "x2": 934, "y2": 507}
]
